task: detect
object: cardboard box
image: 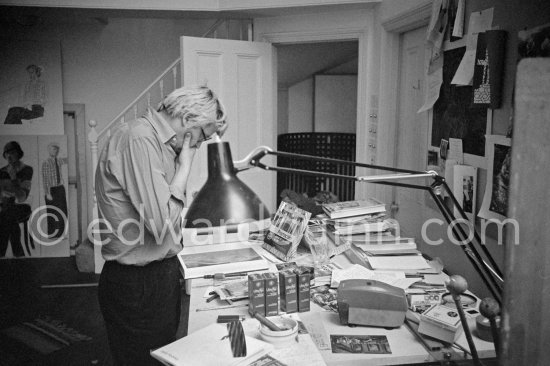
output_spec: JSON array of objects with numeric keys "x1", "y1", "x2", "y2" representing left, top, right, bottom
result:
[
  {"x1": 418, "y1": 304, "x2": 464, "y2": 343},
  {"x1": 295, "y1": 270, "x2": 311, "y2": 312},
  {"x1": 263, "y1": 272, "x2": 279, "y2": 316},
  {"x1": 248, "y1": 273, "x2": 266, "y2": 316},
  {"x1": 279, "y1": 270, "x2": 297, "y2": 313}
]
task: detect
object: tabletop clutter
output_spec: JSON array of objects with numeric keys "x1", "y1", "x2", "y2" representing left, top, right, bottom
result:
[{"x1": 154, "y1": 198, "x2": 497, "y2": 365}]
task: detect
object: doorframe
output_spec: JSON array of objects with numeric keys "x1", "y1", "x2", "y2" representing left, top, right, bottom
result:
[
  {"x1": 63, "y1": 103, "x2": 88, "y2": 247},
  {"x1": 258, "y1": 19, "x2": 373, "y2": 200},
  {"x1": 375, "y1": 2, "x2": 432, "y2": 205}
]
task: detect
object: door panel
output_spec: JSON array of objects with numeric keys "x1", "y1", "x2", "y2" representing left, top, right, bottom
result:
[
  {"x1": 394, "y1": 26, "x2": 429, "y2": 235},
  {"x1": 181, "y1": 36, "x2": 276, "y2": 214}
]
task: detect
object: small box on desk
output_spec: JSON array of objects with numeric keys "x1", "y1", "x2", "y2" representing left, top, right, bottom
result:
[
  {"x1": 418, "y1": 304, "x2": 464, "y2": 343},
  {"x1": 279, "y1": 270, "x2": 297, "y2": 313},
  {"x1": 263, "y1": 272, "x2": 279, "y2": 316},
  {"x1": 248, "y1": 273, "x2": 266, "y2": 316},
  {"x1": 295, "y1": 270, "x2": 311, "y2": 312}
]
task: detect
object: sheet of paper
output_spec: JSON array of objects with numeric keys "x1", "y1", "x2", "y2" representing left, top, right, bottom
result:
[
  {"x1": 330, "y1": 264, "x2": 405, "y2": 288},
  {"x1": 468, "y1": 8, "x2": 494, "y2": 35},
  {"x1": 367, "y1": 255, "x2": 431, "y2": 270},
  {"x1": 448, "y1": 138, "x2": 464, "y2": 163},
  {"x1": 452, "y1": 0, "x2": 466, "y2": 38},
  {"x1": 451, "y1": 38, "x2": 477, "y2": 85},
  {"x1": 391, "y1": 277, "x2": 422, "y2": 290},
  {"x1": 423, "y1": 273, "x2": 448, "y2": 286},
  {"x1": 444, "y1": 158, "x2": 459, "y2": 193},
  {"x1": 418, "y1": 60, "x2": 443, "y2": 113}
]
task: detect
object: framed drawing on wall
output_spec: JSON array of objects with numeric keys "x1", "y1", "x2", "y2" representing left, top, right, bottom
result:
[
  {"x1": 428, "y1": 43, "x2": 491, "y2": 169},
  {"x1": 478, "y1": 135, "x2": 511, "y2": 221},
  {"x1": 0, "y1": 39, "x2": 64, "y2": 136}
]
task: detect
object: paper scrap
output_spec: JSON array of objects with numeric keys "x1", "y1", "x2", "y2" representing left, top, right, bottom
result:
[
  {"x1": 451, "y1": 37, "x2": 478, "y2": 85},
  {"x1": 448, "y1": 138, "x2": 464, "y2": 163},
  {"x1": 468, "y1": 8, "x2": 494, "y2": 35},
  {"x1": 418, "y1": 59, "x2": 443, "y2": 113},
  {"x1": 452, "y1": 0, "x2": 466, "y2": 38},
  {"x1": 391, "y1": 277, "x2": 423, "y2": 290}
]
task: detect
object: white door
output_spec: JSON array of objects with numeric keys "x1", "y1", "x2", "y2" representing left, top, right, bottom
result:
[
  {"x1": 181, "y1": 36, "x2": 277, "y2": 214},
  {"x1": 393, "y1": 27, "x2": 429, "y2": 234}
]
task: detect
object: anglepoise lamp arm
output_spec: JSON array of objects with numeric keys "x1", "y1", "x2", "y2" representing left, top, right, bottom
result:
[{"x1": 238, "y1": 147, "x2": 503, "y2": 303}]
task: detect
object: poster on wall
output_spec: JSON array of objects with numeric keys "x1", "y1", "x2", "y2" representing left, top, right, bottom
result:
[
  {"x1": 431, "y1": 47, "x2": 488, "y2": 159},
  {"x1": 0, "y1": 135, "x2": 70, "y2": 259},
  {"x1": 37, "y1": 135, "x2": 70, "y2": 257},
  {"x1": 478, "y1": 135, "x2": 511, "y2": 221},
  {"x1": 453, "y1": 164, "x2": 478, "y2": 224},
  {"x1": 0, "y1": 39, "x2": 64, "y2": 136},
  {"x1": 0, "y1": 135, "x2": 41, "y2": 258}
]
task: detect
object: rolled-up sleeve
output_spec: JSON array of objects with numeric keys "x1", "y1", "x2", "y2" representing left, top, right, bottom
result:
[{"x1": 113, "y1": 136, "x2": 183, "y2": 238}]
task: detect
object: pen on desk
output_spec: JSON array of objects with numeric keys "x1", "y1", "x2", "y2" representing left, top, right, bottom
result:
[
  {"x1": 203, "y1": 272, "x2": 247, "y2": 280},
  {"x1": 217, "y1": 315, "x2": 246, "y2": 323}
]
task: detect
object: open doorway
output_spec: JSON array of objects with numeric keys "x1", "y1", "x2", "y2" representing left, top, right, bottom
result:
[{"x1": 275, "y1": 41, "x2": 359, "y2": 202}]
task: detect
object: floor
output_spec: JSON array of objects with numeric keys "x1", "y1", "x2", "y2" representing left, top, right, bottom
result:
[{"x1": 0, "y1": 257, "x2": 190, "y2": 366}]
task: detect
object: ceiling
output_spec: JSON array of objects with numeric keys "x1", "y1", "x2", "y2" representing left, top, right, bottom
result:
[{"x1": 277, "y1": 42, "x2": 358, "y2": 88}]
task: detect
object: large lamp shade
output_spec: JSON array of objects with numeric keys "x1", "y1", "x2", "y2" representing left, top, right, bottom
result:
[{"x1": 184, "y1": 142, "x2": 270, "y2": 229}]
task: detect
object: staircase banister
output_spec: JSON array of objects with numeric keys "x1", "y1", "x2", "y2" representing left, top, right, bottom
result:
[{"x1": 95, "y1": 57, "x2": 181, "y2": 140}]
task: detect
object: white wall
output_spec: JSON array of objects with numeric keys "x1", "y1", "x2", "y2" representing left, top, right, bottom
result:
[
  {"x1": 379, "y1": 0, "x2": 431, "y2": 21},
  {"x1": 287, "y1": 78, "x2": 313, "y2": 133},
  {"x1": 314, "y1": 75, "x2": 357, "y2": 133}
]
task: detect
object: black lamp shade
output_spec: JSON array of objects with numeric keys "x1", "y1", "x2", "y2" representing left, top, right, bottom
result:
[{"x1": 184, "y1": 142, "x2": 270, "y2": 229}]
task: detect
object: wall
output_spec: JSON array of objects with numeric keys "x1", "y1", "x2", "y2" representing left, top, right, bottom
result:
[
  {"x1": 0, "y1": 16, "x2": 218, "y2": 233},
  {"x1": 314, "y1": 74, "x2": 357, "y2": 133},
  {"x1": 287, "y1": 78, "x2": 313, "y2": 133}
]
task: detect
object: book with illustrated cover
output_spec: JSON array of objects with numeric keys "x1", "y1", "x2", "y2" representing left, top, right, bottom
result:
[
  {"x1": 322, "y1": 198, "x2": 386, "y2": 219},
  {"x1": 263, "y1": 201, "x2": 311, "y2": 261}
]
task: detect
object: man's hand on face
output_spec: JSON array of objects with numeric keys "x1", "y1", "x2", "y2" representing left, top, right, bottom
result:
[{"x1": 177, "y1": 132, "x2": 196, "y2": 167}]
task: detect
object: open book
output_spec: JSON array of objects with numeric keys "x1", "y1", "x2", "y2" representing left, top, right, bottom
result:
[{"x1": 151, "y1": 322, "x2": 274, "y2": 366}]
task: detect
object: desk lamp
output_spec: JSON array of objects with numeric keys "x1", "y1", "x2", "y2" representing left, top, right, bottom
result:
[{"x1": 185, "y1": 142, "x2": 503, "y2": 304}]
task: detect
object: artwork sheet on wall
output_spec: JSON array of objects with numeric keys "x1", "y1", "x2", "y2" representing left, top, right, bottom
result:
[
  {"x1": 0, "y1": 135, "x2": 70, "y2": 259},
  {"x1": 0, "y1": 39, "x2": 64, "y2": 136},
  {"x1": 478, "y1": 135, "x2": 511, "y2": 221}
]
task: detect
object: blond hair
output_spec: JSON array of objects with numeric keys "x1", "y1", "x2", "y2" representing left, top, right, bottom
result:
[{"x1": 158, "y1": 85, "x2": 227, "y2": 131}]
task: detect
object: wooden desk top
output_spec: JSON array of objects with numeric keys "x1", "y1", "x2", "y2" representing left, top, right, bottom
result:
[{"x1": 185, "y1": 245, "x2": 495, "y2": 365}]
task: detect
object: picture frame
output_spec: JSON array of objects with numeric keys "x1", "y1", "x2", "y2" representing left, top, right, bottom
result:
[
  {"x1": 478, "y1": 135, "x2": 511, "y2": 221},
  {"x1": 453, "y1": 164, "x2": 478, "y2": 223}
]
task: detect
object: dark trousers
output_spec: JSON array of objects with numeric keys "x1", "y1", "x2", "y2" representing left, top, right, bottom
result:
[
  {"x1": 0, "y1": 204, "x2": 32, "y2": 257},
  {"x1": 98, "y1": 256, "x2": 182, "y2": 366},
  {"x1": 3, "y1": 104, "x2": 44, "y2": 124},
  {"x1": 45, "y1": 185, "x2": 67, "y2": 238}
]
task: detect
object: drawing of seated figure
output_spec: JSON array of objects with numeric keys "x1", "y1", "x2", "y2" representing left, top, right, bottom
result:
[{"x1": 3, "y1": 64, "x2": 46, "y2": 125}]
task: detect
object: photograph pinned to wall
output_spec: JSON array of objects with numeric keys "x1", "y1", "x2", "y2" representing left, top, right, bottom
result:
[
  {"x1": 37, "y1": 136, "x2": 70, "y2": 257},
  {"x1": 429, "y1": 45, "x2": 491, "y2": 169},
  {"x1": 453, "y1": 165, "x2": 478, "y2": 223},
  {"x1": 478, "y1": 135, "x2": 511, "y2": 221},
  {"x1": 0, "y1": 39, "x2": 64, "y2": 136},
  {"x1": 0, "y1": 135, "x2": 41, "y2": 258},
  {"x1": 518, "y1": 22, "x2": 550, "y2": 59}
]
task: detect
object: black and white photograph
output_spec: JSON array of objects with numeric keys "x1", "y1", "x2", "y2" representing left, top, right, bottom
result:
[
  {"x1": 453, "y1": 164, "x2": 478, "y2": 223},
  {"x1": 0, "y1": 2, "x2": 547, "y2": 366},
  {"x1": 478, "y1": 135, "x2": 512, "y2": 221}
]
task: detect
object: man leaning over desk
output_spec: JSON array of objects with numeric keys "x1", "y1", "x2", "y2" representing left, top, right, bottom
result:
[{"x1": 95, "y1": 85, "x2": 227, "y2": 365}]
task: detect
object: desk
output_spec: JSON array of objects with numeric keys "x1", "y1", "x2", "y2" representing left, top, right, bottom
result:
[{"x1": 185, "y1": 244, "x2": 495, "y2": 365}]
